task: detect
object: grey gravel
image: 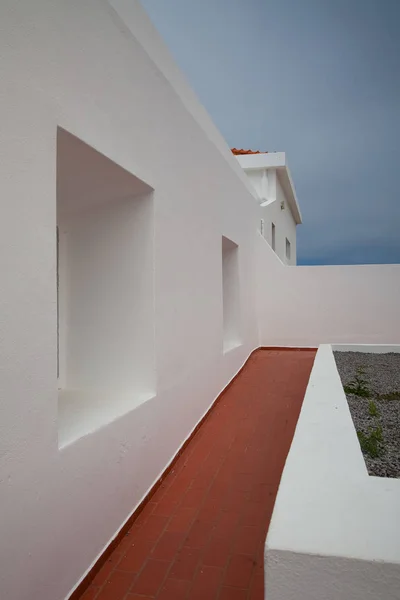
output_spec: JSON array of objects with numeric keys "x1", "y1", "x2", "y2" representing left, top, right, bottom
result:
[{"x1": 334, "y1": 351, "x2": 400, "y2": 478}]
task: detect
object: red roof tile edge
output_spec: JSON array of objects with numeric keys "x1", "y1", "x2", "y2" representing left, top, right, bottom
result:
[{"x1": 231, "y1": 148, "x2": 268, "y2": 155}]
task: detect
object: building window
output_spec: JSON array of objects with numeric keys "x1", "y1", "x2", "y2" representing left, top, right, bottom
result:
[
  {"x1": 286, "y1": 238, "x2": 291, "y2": 261},
  {"x1": 271, "y1": 223, "x2": 276, "y2": 251},
  {"x1": 222, "y1": 236, "x2": 241, "y2": 353}
]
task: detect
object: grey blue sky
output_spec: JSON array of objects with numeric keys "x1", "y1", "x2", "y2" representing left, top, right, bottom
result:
[{"x1": 141, "y1": 0, "x2": 400, "y2": 265}]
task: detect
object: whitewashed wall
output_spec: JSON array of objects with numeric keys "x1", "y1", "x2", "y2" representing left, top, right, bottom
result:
[
  {"x1": 257, "y1": 235, "x2": 400, "y2": 346},
  {"x1": 241, "y1": 168, "x2": 297, "y2": 265},
  {"x1": 265, "y1": 345, "x2": 400, "y2": 600},
  {"x1": 261, "y1": 175, "x2": 297, "y2": 265},
  {"x1": 1, "y1": 2, "x2": 400, "y2": 600},
  {"x1": 0, "y1": 2, "x2": 259, "y2": 599}
]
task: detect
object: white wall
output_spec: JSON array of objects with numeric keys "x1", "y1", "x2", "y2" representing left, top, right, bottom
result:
[
  {"x1": 1, "y1": 2, "x2": 399, "y2": 599},
  {"x1": 245, "y1": 169, "x2": 269, "y2": 202},
  {"x1": 261, "y1": 174, "x2": 297, "y2": 265},
  {"x1": 242, "y1": 168, "x2": 297, "y2": 265},
  {"x1": 257, "y1": 235, "x2": 400, "y2": 346},
  {"x1": 108, "y1": 0, "x2": 257, "y2": 203},
  {"x1": 265, "y1": 345, "x2": 400, "y2": 600},
  {"x1": 0, "y1": 2, "x2": 259, "y2": 599}
]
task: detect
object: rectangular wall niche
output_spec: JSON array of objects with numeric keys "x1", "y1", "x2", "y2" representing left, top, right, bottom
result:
[
  {"x1": 286, "y1": 237, "x2": 291, "y2": 262},
  {"x1": 222, "y1": 236, "x2": 241, "y2": 353},
  {"x1": 56, "y1": 127, "x2": 155, "y2": 448}
]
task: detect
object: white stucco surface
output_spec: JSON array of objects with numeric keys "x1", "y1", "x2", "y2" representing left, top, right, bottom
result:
[
  {"x1": 108, "y1": 0, "x2": 257, "y2": 203},
  {"x1": 0, "y1": 2, "x2": 259, "y2": 599},
  {"x1": 0, "y1": 2, "x2": 400, "y2": 600},
  {"x1": 257, "y1": 234, "x2": 400, "y2": 345},
  {"x1": 261, "y1": 175, "x2": 297, "y2": 265},
  {"x1": 265, "y1": 344, "x2": 400, "y2": 600},
  {"x1": 235, "y1": 152, "x2": 302, "y2": 223},
  {"x1": 236, "y1": 153, "x2": 299, "y2": 265}
]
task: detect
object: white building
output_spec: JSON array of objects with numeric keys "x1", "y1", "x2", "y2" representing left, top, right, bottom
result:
[
  {"x1": 233, "y1": 149, "x2": 302, "y2": 265},
  {"x1": 0, "y1": 2, "x2": 399, "y2": 600}
]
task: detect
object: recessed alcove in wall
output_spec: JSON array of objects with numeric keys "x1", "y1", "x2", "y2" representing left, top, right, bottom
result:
[
  {"x1": 222, "y1": 236, "x2": 242, "y2": 353},
  {"x1": 56, "y1": 127, "x2": 155, "y2": 448}
]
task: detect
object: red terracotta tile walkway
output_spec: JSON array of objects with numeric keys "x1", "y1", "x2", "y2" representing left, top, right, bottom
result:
[{"x1": 79, "y1": 348, "x2": 315, "y2": 600}]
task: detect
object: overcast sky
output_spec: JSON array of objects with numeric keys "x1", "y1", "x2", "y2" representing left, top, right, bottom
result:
[{"x1": 140, "y1": 0, "x2": 400, "y2": 265}]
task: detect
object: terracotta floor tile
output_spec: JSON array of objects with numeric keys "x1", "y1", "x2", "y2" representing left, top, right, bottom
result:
[
  {"x1": 213, "y1": 510, "x2": 240, "y2": 541},
  {"x1": 135, "y1": 502, "x2": 156, "y2": 526},
  {"x1": 223, "y1": 554, "x2": 255, "y2": 589},
  {"x1": 232, "y1": 525, "x2": 262, "y2": 556},
  {"x1": 170, "y1": 546, "x2": 201, "y2": 581},
  {"x1": 95, "y1": 570, "x2": 136, "y2": 600},
  {"x1": 219, "y1": 587, "x2": 248, "y2": 600},
  {"x1": 167, "y1": 507, "x2": 197, "y2": 533},
  {"x1": 137, "y1": 515, "x2": 169, "y2": 542},
  {"x1": 157, "y1": 578, "x2": 191, "y2": 600},
  {"x1": 80, "y1": 586, "x2": 100, "y2": 600},
  {"x1": 117, "y1": 529, "x2": 138, "y2": 555},
  {"x1": 152, "y1": 496, "x2": 180, "y2": 517},
  {"x1": 188, "y1": 565, "x2": 223, "y2": 600},
  {"x1": 197, "y1": 498, "x2": 221, "y2": 524},
  {"x1": 151, "y1": 531, "x2": 185, "y2": 561},
  {"x1": 75, "y1": 349, "x2": 315, "y2": 600},
  {"x1": 181, "y1": 486, "x2": 207, "y2": 509},
  {"x1": 184, "y1": 519, "x2": 214, "y2": 549},
  {"x1": 91, "y1": 552, "x2": 122, "y2": 586},
  {"x1": 202, "y1": 535, "x2": 232, "y2": 569},
  {"x1": 130, "y1": 559, "x2": 170, "y2": 596},
  {"x1": 118, "y1": 539, "x2": 154, "y2": 572},
  {"x1": 249, "y1": 571, "x2": 264, "y2": 600}
]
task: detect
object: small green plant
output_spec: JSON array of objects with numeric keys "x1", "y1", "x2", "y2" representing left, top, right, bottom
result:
[
  {"x1": 344, "y1": 367, "x2": 371, "y2": 398},
  {"x1": 368, "y1": 400, "x2": 379, "y2": 417},
  {"x1": 377, "y1": 391, "x2": 400, "y2": 401},
  {"x1": 357, "y1": 426, "x2": 383, "y2": 458}
]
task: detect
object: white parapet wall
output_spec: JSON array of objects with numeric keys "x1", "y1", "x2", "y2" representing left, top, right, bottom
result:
[
  {"x1": 256, "y1": 234, "x2": 400, "y2": 347},
  {"x1": 265, "y1": 344, "x2": 400, "y2": 600}
]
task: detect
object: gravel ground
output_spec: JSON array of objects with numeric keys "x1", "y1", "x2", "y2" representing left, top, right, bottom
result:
[{"x1": 334, "y1": 351, "x2": 400, "y2": 478}]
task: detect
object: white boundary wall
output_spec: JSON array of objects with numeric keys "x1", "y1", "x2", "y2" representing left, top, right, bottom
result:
[
  {"x1": 257, "y1": 234, "x2": 400, "y2": 346},
  {"x1": 265, "y1": 344, "x2": 400, "y2": 600}
]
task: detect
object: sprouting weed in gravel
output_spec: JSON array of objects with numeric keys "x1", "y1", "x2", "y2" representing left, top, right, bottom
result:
[
  {"x1": 357, "y1": 426, "x2": 383, "y2": 459},
  {"x1": 376, "y1": 391, "x2": 400, "y2": 401},
  {"x1": 368, "y1": 400, "x2": 379, "y2": 417},
  {"x1": 344, "y1": 367, "x2": 371, "y2": 398},
  {"x1": 334, "y1": 351, "x2": 400, "y2": 478}
]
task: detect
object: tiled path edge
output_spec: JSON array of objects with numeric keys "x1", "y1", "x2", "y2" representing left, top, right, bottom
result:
[{"x1": 74, "y1": 348, "x2": 316, "y2": 600}]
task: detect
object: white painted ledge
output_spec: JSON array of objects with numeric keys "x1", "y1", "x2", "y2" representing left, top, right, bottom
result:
[
  {"x1": 265, "y1": 344, "x2": 400, "y2": 600},
  {"x1": 58, "y1": 389, "x2": 155, "y2": 449},
  {"x1": 223, "y1": 340, "x2": 243, "y2": 355}
]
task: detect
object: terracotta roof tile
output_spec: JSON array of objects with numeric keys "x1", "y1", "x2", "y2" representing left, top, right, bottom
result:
[{"x1": 231, "y1": 148, "x2": 268, "y2": 156}]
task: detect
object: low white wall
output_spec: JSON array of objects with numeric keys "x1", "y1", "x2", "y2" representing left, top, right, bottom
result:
[
  {"x1": 265, "y1": 344, "x2": 400, "y2": 600},
  {"x1": 257, "y1": 234, "x2": 400, "y2": 346}
]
